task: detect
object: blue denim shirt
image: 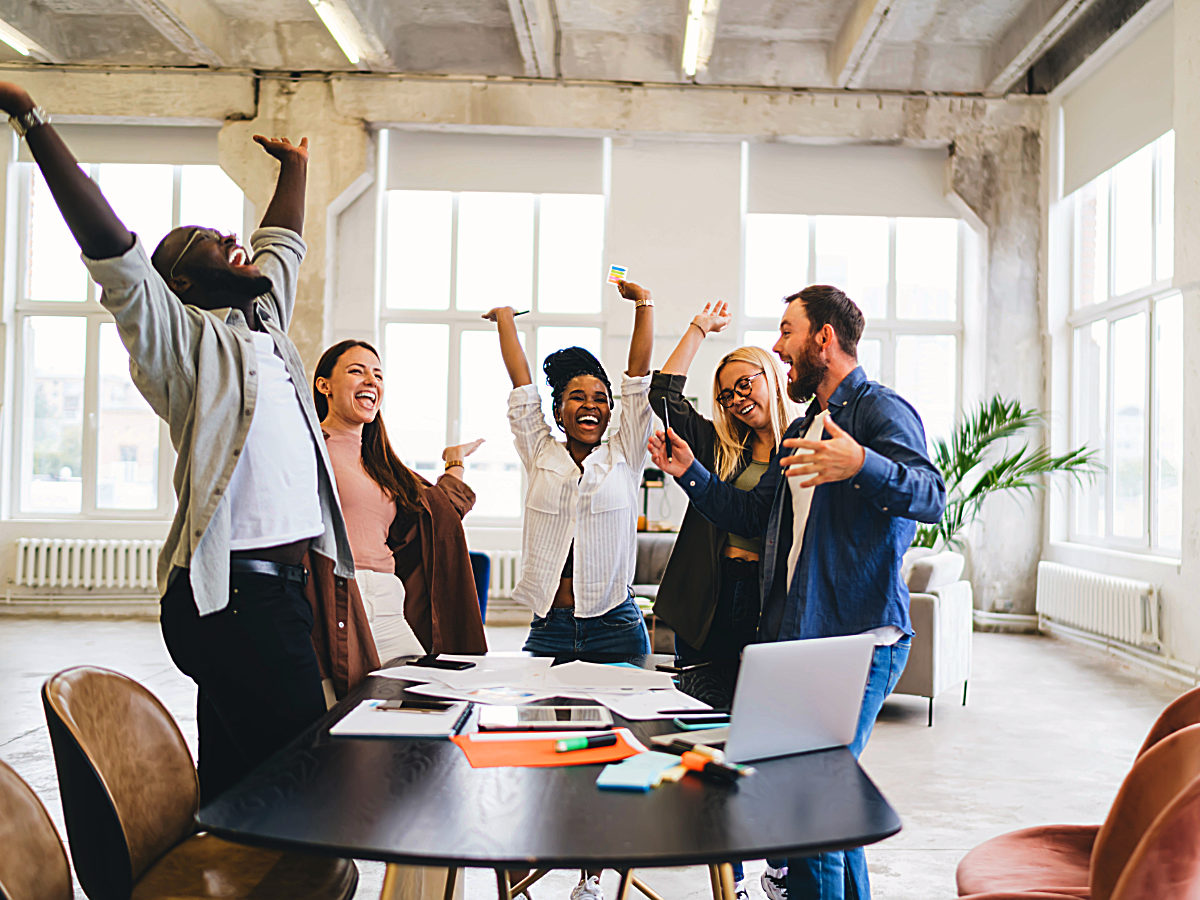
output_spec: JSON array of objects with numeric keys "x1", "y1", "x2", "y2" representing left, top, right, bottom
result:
[{"x1": 676, "y1": 367, "x2": 946, "y2": 641}]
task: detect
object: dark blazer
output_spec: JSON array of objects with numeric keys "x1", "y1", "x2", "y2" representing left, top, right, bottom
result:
[{"x1": 648, "y1": 371, "x2": 756, "y2": 649}]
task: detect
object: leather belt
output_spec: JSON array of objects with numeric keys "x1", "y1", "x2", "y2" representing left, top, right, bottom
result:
[{"x1": 229, "y1": 558, "x2": 308, "y2": 586}]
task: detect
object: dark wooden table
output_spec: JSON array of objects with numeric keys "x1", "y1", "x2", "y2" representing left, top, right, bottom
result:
[{"x1": 197, "y1": 654, "x2": 901, "y2": 900}]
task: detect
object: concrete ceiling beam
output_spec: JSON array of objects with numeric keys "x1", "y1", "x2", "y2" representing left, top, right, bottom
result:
[
  {"x1": 985, "y1": 0, "x2": 1100, "y2": 95},
  {"x1": 828, "y1": 0, "x2": 904, "y2": 89},
  {"x1": 124, "y1": 0, "x2": 232, "y2": 67},
  {"x1": 506, "y1": 0, "x2": 558, "y2": 79},
  {"x1": 311, "y1": 0, "x2": 394, "y2": 72},
  {"x1": 0, "y1": 0, "x2": 66, "y2": 63}
]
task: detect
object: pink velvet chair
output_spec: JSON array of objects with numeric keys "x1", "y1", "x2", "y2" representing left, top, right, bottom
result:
[{"x1": 956, "y1": 723, "x2": 1200, "y2": 898}]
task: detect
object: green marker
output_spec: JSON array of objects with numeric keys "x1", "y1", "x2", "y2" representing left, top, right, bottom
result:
[{"x1": 555, "y1": 733, "x2": 618, "y2": 752}]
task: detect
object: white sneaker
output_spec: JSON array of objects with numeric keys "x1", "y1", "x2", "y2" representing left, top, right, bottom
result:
[
  {"x1": 571, "y1": 875, "x2": 604, "y2": 900},
  {"x1": 761, "y1": 866, "x2": 788, "y2": 900},
  {"x1": 734, "y1": 879, "x2": 749, "y2": 900}
]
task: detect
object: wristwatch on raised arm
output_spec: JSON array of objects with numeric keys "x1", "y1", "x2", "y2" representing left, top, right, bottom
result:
[{"x1": 9, "y1": 106, "x2": 50, "y2": 138}]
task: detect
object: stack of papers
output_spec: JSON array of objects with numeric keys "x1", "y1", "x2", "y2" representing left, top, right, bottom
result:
[{"x1": 373, "y1": 657, "x2": 712, "y2": 720}]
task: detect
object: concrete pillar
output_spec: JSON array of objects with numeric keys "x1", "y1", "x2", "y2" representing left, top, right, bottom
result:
[
  {"x1": 948, "y1": 124, "x2": 1045, "y2": 614},
  {"x1": 218, "y1": 77, "x2": 372, "y2": 372},
  {"x1": 1171, "y1": 0, "x2": 1200, "y2": 662}
]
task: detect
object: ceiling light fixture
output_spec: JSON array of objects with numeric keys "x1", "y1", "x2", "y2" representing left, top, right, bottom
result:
[
  {"x1": 0, "y1": 20, "x2": 32, "y2": 56},
  {"x1": 681, "y1": 0, "x2": 720, "y2": 78},
  {"x1": 308, "y1": 0, "x2": 361, "y2": 65}
]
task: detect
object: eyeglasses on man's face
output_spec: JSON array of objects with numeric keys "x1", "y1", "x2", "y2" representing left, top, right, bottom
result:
[
  {"x1": 717, "y1": 371, "x2": 765, "y2": 408},
  {"x1": 168, "y1": 228, "x2": 236, "y2": 279}
]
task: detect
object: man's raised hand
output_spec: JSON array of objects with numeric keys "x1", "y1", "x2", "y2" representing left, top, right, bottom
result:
[
  {"x1": 649, "y1": 428, "x2": 693, "y2": 478},
  {"x1": 253, "y1": 135, "x2": 309, "y2": 165},
  {"x1": 0, "y1": 82, "x2": 33, "y2": 117},
  {"x1": 779, "y1": 415, "x2": 865, "y2": 488}
]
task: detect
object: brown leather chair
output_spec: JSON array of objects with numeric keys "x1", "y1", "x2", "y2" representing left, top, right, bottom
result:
[
  {"x1": 42, "y1": 666, "x2": 357, "y2": 900},
  {"x1": 1135, "y1": 683, "x2": 1200, "y2": 758},
  {"x1": 956, "y1": 723, "x2": 1200, "y2": 899},
  {"x1": 0, "y1": 758, "x2": 72, "y2": 900}
]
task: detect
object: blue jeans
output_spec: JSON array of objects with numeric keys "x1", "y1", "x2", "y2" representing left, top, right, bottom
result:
[
  {"x1": 523, "y1": 596, "x2": 652, "y2": 656},
  {"x1": 784, "y1": 636, "x2": 911, "y2": 900}
]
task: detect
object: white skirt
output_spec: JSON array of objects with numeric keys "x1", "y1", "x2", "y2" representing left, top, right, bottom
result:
[{"x1": 356, "y1": 568, "x2": 426, "y2": 663}]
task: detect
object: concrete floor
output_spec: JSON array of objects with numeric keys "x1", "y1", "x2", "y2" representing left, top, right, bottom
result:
[{"x1": 0, "y1": 619, "x2": 1183, "y2": 900}]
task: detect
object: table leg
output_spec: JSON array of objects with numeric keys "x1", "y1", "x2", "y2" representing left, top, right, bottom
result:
[
  {"x1": 443, "y1": 867, "x2": 459, "y2": 900},
  {"x1": 708, "y1": 865, "x2": 723, "y2": 900},
  {"x1": 718, "y1": 863, "x2": 737, "y2": 900},
  {"x1": 380, "y1": 864, "x2": 401, "y2": 900},
  {"x1": 630, "y1": 873, "x2": 667, "y2": 900},
  {"x1": 511, "y1": 869, "x2": 550, "y2": 896},
  {"x1": 496, "y1": 868, "x2": 513, "y2": 900},
  {"x1": 615, "y1": 869, "x2": 634, "y2": 900}
]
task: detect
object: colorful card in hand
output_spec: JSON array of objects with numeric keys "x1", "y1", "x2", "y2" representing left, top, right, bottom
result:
[
  {"x1": 451, "y1": 729, "x2": 645, "y2": 768},
  {"x1": 608, "y1": 265, "x2": 628, "y2": 284}
]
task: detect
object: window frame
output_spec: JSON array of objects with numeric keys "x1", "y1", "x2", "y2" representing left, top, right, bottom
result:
[
  {"x1": 379, "y1": 190, "x2": 608, "y2": 527},
  {"x1": 1064, "y1": 135, "x2": 1177, "y2": 555},
  {"x1": 739, "y1": 214, "x2": 965, "y2": 429}
]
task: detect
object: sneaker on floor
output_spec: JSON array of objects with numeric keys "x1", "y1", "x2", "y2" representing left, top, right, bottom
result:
[
  {"x1": 571, "y1": 875, "x2": 604, "y2": 900},
  {"x1": 734, "y1": 878, "x2": 749, "y2": 900},
  {"x1": 761, "y1": 866, "x2": 788, "y2": 900}
]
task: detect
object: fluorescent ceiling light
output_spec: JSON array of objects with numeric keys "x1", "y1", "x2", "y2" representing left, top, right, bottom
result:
[
  {"x1": 682, "y1": 0, "x2": 720, "y2": 78},
  {"x1": 308, "y1": 0, "x2": 361, "y2": 65},
  {"x1": 0, "y1": 20, "x2": 32, "y2": 56}
]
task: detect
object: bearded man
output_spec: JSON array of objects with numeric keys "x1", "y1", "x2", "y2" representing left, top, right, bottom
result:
[{"x1": 648, "y1": 284, "x2": 946, "y2": 900}]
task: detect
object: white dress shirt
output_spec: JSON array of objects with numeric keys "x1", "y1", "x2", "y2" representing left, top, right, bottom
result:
[{"x1": 507, "y1": 374, "x2": 653, "y2": 618}]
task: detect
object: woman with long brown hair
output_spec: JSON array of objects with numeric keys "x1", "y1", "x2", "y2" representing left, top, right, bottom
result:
[{"x1": 312, "y1": 339, "x2": 487, "y2": 664}]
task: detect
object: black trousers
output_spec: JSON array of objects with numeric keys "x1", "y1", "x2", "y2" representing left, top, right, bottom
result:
[
  {"x1": 159, "y1": 569, "x2": 326, "y2": 805},
  {"x1": 675, "y1": 556, "x2": 761, "y2": 709}
]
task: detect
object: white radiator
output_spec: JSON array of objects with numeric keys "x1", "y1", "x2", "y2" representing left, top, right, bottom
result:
[
  {"x1": 482, "y1": 549, "x2": 522, "y2": 600},
  {"x1": 1036, "y1": 561, "x2": 1157, "y2": 647},
  {"x1": 13, "y1": 538, "x2": 164, "y2": 591}
]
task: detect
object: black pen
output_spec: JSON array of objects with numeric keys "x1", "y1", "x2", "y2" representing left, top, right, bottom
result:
[
  {"x1": 514, "y1": 310, "x2": 531, "y2": 316},
  {"x1": 451, "y1": 702, "x2": 474, "y2": 736},
  {"x1": 662, "y1": 403, "x2": 673, "y2": 459}
]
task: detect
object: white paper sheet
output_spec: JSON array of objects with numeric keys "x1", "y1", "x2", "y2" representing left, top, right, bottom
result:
[
  {"x1": 373, "y1": 655, "x2": 554, "y2": 689},
  {"x1": 329, "y1": 699, "x2": 470, "y2": 738},
  {"x1": 406, "y1": 682, "x2": 566, "y2": 706},
  {"x1": 541, "y1": 661, "x2": 675, "y2": 691},
  {"x1": 581, "y1": 688, "x2": 712, "y2": 721}
]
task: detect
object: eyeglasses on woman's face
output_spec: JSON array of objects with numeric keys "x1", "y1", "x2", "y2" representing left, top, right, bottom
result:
[{"x1": 716, "y1": 370, "x2": 765, "y2": 408}]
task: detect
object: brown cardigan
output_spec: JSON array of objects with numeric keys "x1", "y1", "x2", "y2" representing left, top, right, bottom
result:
[
  {"x1": 390, "y1": 473, "x2": 488, "y2": 657},
  {"x1": 307, "y1": 472, "x2": 488, "y2": 699}
]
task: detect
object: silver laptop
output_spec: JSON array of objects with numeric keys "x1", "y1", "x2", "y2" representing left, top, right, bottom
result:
[{"x1": 717, "y1": 634, "x2": 877, "y2": 764}]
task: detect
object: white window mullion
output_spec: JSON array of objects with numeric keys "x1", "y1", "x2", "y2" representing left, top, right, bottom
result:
[
  {"x1": 1104, "y1": 317, "x2": 1116, "y2": 542},
  {"x1": 79, "y1": 315, "x2": 101, "y2": 516}
]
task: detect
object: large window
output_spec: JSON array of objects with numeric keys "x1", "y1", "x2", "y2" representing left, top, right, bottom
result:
[
  {"x1": 1068, "y1": 131, "x2": 1179, "y2": 554},
  {"x1": 15, "y1": 162, "x2": 244, "y2": 517},
  {"x1": 742, "y1": 214, "x2": 962, "y2": 445},
  {"x1": 381, "y1": 190, "x2": 606, "y2": 522}
]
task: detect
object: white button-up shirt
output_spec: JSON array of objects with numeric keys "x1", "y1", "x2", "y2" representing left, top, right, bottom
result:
[{"x1": 507, "y1": 374, "x2": 653, "y2": 618}]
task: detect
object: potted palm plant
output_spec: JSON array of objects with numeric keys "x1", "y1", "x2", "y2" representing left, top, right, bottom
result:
[{"x1": 913, "y1": 396, "x2": 1102, "y2": 551}]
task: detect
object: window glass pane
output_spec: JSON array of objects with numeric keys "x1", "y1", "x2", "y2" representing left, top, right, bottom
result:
[
  {"x1": 1111, "y1": 145, "x2": 1153, "y2": 297},
  {"x1": 180, "y1": 165, "x2": 244, "y2": 239},
  {"x1": 896, "y1": 218, "x2": 957, "y2": 320},
  {"x1": 538, "y1": 194, "x2": 603, "y2": 314},
  {"x1": 96, "y1": 323, "x2": 158, "y2": 509},
  {"x1": 745, "y1": 215, "x2": 808, "y2": 319},
  {"x1": 23, "y1": 317, "x2": 86, "y2": 513},
  {"x1": 744, "y1": 330, "x2": 778, "y2": 354},
  {"x1": 814, "y1": 216, "x2": 888, "y2": 320},
  {"x1": 460, "y1": 329, "x2": 526, "y2": 518},
  {"x1": 1111, "y1": 312, "x2": 1146, "y2": 539},
  {"x1": 1154, "y1": 295, "x2": 1182, "y2": 551},
  {"x1": 386, "y1": 191, "x2": 452, "y2": 310},
  {"x1": 858, "y1": 339, "x2": 882, "y2": 383},
  {"x1": 384, "y1": 323, "x2": 449, "y2": 478},
  {"x1": 1074, "y1": 173, "x2": 1109, "y2": 309},
  {"x1": 27, "y1": 166, "x2": 88, "y2": 302},
  {"x1": 1073, "y1": 322, "x2": 1107, "y2": 538},
  {"x1": 1156, "y1": 131, "x2": 1174, "y2": 283},
  {"x1": 894, "y1": 334, "x2": 956, "y2": 448},
  {"x1": 536, "y1": 326, "x2": 603, "y2": 421},
  {"x1": 98, "y1": 164, "x2": 174, "y2": 257},
  {"x1": 456, "y1": 193, "x2": 534, "y2": 312}
]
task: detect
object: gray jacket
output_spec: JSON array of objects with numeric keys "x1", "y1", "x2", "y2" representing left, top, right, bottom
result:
[{"x1": 83, "y1": 227, "x2": 354, "y2": 616}]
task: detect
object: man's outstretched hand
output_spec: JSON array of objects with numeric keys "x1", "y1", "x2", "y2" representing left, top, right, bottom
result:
[
  {"x1": 779, "y1": 415, "x2": 865, "y2": 487},
  {"x1": 0, "y1": 82, "x2": 33, "y2": 117},
  {"x1": 649, "y1": 428, "x2": 694, "y2": 478},
  {"x1": 253, "y1": 135, "x2": 309, "y2": 165}
]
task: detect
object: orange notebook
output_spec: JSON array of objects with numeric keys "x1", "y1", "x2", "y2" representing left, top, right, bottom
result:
[{"x1": 451, "y1": 729, "x2": 645, "y2": 768}]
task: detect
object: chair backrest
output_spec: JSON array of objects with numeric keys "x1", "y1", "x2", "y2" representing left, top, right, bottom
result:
[
  {"x1": 468, "y1": 551, "x2": 489, "y2": 623},
  {"x1": 0, "y1": 759, "x2": 72, "y2": 900},
  {"x1": 1090, "y1": 723, "x2": 1200, "y2": 900},
  {"x1": 634, "y1": 532, "x2": 676, "y2": 585},
  {"x1": 1136, "y1": 684, "x2": 1200, "y2": 759},
  {"x1": 42, "y1": 666, "x2": 198, "y2": 900},
  {"x1": 1110, "y1": 773, "x2": 1200, "y2": 900}
]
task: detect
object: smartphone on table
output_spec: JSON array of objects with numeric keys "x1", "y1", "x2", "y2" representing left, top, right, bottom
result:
[{"x1": 410, "y1": 655, "x2": 476, "y2": 671}]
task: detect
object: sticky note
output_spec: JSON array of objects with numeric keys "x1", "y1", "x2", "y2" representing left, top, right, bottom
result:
[{"x1": 608, "y1": 265, "x2": 628, "y2": 284}]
